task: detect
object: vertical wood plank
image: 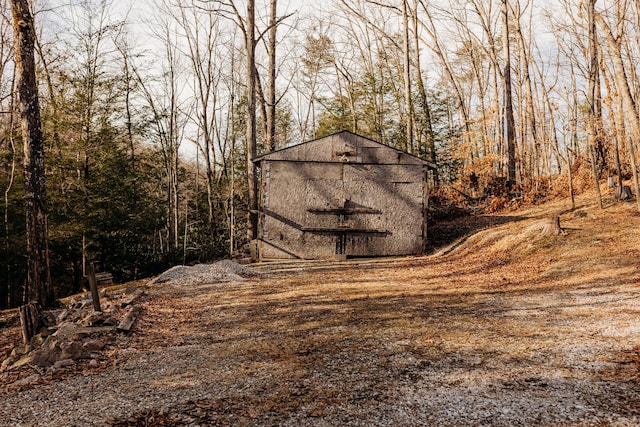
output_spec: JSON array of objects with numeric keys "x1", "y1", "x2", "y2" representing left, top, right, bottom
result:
[{"x1": 88, "y1": 263, "x2": 101, "y2": 312}]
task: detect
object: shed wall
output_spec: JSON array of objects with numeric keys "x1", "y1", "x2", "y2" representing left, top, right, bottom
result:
[{"x1": 259, "y1": 160, "x2": 426, "y2": 259}]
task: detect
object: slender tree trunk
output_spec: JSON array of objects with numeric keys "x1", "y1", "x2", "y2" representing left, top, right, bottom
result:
[
  {"x1": 588, "y1": 144, "x2": 603, "y2": 209},
  {"x1": 566, "y1": 145, "x2": 575, "y2": 210},
  {"x1": 513, "y1": 1, "x2": 538, "y2": 185},
  {"x1": 3, "y1": 76, "x2": 16, "y2": 309},
  {"x1": 590, "y1": 1, "x2": 605, "y2": 173},
  {"x1": 595, "y1": 8, "x2": 640, "y2": 210},
  {"x1": 246, "y1": 0, "x2": 259, "y2": 241},
  {"x1": 402, "y1": 0, "x2": 413, "y2": 153},
  {"x1": 266, "y1": 0, "x2": 277, "y2": 152},
  {"x1": 586, "y1": 0, "x2": 603, "y2": 209},
  {"x1": 417, "y1": 2, "x2": 471, "y2": 154},
  {"x1": 612, "y1": 94, "x2": 625, "y2": 188},
  {"x1": 11, "y1": 0, "x2": 54, "y2": 306},
  {"x1": 255, "y1": 70, "x2": 268, "y2": 140},
  {"x1": 411, "y1": 0, "x2": 436, "y2": 180},
  {"x1": 502, "y1": 0, "x2": 517, "y2": 186}
]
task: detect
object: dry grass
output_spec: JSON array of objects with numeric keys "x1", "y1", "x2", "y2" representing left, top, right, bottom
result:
[{"x1": 2, "y1": 191, "x2": 640, "y2": 426}]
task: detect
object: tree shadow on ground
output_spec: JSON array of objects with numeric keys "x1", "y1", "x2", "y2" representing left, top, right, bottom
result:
[{"x1": 427, "y1": 213, "x2": 530, "y2": 254}]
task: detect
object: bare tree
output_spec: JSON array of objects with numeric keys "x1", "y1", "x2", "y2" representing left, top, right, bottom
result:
[
  {"x1": 266, "y1": 0, "x2": 277, "y2": 151},
  {"x1": 416, "y1": 1, "x2": 471, "y2": 156},
  {"x1": 402, "y1": 0, "x2": 413, "y2": 152},
  {"x1": 174, "y1": 0, "x2": 224, "y2": 232},
  {"x1": 594, "y1": 0, "x2": 640, "y2": 210},
  {"x1": 410, "y1": 0, "x2": 436, "y2": 176},
  {"x1": 585, "y1": 0, "x2": 603, "y2": 208},
  {"x1": 10, "y1": 0, "x2": 53, "y2": 306},
  {"x1": 245, "y1": 0, "x2": 259, "y2": 242},
  {"x1": 209, "y1": 0, "x2": 259, "y2": 241},
  {"x1": 502, "y1": 0, "x2": 517, "y2": 186},
  {"x1": 137, "y1": 10, "x2": 188, "y2": 251},
  {"x1": 512, "y1": 1, "x2": 540, "y2": 183},
  {"x1": 1, "y1": 1, "x2": 17, "y2": 308}
]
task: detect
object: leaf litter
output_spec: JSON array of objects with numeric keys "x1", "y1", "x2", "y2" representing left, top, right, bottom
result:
[{"x1": 1, "y1": 192, "x2": 640, "y2": 426}]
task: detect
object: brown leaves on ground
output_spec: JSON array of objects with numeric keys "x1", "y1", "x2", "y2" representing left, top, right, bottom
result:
[{"x1": 2, "y1": 191, "x2": 640, "y2": 426}]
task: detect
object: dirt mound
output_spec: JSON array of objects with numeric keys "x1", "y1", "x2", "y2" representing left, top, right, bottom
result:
[{"x1": 149, "y1": 260, "x2": 257, "y2": 286}]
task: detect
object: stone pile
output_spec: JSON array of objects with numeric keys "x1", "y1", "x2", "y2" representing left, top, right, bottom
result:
[
  {"x1": 148, "y1": 259, "x2": 258, "y2": 287},
  {"x1": 1, "y1": 286, "x2": 145, "y2": 373}
]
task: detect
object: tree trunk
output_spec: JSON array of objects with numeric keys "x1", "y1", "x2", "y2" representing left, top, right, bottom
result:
[
  {"x1": 513, "y1": 1, "x2": 539, "y2": 185},
  {"x1": 586, "y1": 0, "x2": 603, "y2": 209},
  {"x1": 266, "y1": 0, "x2": 278, "y2": 152},
  {"x1": 19, "y1": 302, "x2": 41, "y2": 344},
  {"x1": 411, "y1": 0, "x2": 437, "y2": 181},
  {"x1": 588, "y1": 144, "x2": 603, "y2": 209},
  {"x1": 402, "y1": 0, "x2": 413, "y2": 154},
  {"x1": 566, "y1": 146, "x2": 575, "y2": 210},
  {"x1": 541, "y1": 216, "x2": 562, "y2": 237},
  {"x1": 87, "y1": 263, "x2": 101, "y2": 312},
  {"x1": 246, "y1": 0, "x2": 259, "y2": 242},
  {"x1": 595, "y1": 10, "x2": 640, "y2": 211},
  {"x1": 417, "y1": 4, "x2": 472, "y2": 158},
  {"x1": 3, "y1": 77, "x2": 17, "y2": 310},
  {"x1": 11, "y1": 0, "x2": 54, "y2": 307},
  {"x1": 502, "y1": 0, "x2": 517, "y2": 186}
]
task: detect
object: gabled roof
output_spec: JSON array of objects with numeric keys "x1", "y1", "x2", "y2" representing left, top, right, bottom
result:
[{"x1": 254, "y1": 130, "x2": 437, "y2": 169}]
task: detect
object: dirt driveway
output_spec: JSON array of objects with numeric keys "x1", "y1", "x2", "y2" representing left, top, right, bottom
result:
[{"x1": 2, "y1": 200, "x2": 640, "y2": 426}]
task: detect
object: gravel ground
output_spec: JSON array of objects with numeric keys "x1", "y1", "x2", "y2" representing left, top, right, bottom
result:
[{"x1": 2, "y1": 201, "x2": 640, "y2": 426}]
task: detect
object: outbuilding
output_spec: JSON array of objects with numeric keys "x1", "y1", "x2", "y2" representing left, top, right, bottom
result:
[{"x1": 254, "y1": 130, "x2": 436, "y2": 260}]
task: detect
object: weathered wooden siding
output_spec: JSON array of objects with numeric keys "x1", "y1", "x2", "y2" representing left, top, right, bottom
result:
[
  {"x1": 257, "y1": 131, "x2": 431, "y2": 260},
  {"x1": 260, "y1": 132, "x2": 428, "y2": 165},
  {"x1": 260, "y1": 161, "x2": 338, "y2": 259}
]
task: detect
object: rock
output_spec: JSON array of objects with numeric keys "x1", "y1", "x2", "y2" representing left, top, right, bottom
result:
[
  {"x1": 11, "y1": 354, "x2": 35, "y2": 369},
  {"x1": 83, "y1": 339, "x2": 105, "y2": 352},
  {"x1": 102, "y1": 317, "x2": 119, "y2": 327},
  {"x1": 41, "y1": 311, "x2": 58, "y2": 327},
  {"x1": 81, "y1": 311, "x2": 105, "y2": 327},
  {"x1": 52, "y1": 359, "x2": 75, "y2": 369},
  {"x1": 10, "y1": 344, "x2": 33, "y2": 358},
  {"x1": 2, "y1": 355, "x2": 18, "y2": 369},
  {"x1": 57, "y1": 309, "x2": 69, "y2": 322},
  {"x1": 30, "y1": 333, "x2": 45, "y2": 347},
  {"x1": 30, "y1": 337, "x2": 62, "y2": 366},
  {"x1": 10, "y1": 374, "x2": 40, "y2": 388},
  {"x1": 60, "y1": 341, "x2": 83, "y2": 360},
  {"x1": 53, "y1": 322, "x2": 90, "y2": 340}
]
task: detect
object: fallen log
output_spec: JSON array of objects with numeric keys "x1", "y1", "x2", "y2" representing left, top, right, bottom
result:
[
  {"x1": 120, "y1": 288, "x2": 145, "y2": 308},
  {"x1": 117, "y1": 306, "x2": 141, "y2": 332}
]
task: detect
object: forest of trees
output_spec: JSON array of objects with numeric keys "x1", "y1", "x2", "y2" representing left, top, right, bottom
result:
[{"x1": 1, "y1": 0, "x2": 639, "y2": 308}]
